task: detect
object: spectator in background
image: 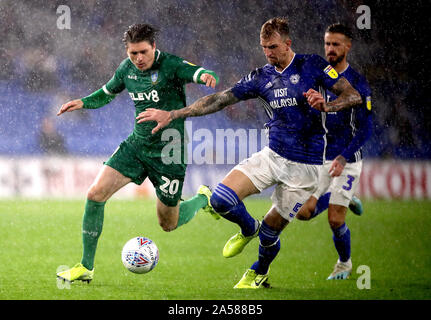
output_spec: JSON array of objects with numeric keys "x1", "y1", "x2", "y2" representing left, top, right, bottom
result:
[{"x1": 38, "y1": 117, "x2": 67, "y2": 155}]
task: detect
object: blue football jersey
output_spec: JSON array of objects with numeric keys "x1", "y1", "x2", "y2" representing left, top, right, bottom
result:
[
  {"x1": 324, "y1": 65, "x2": 372, "y2": 162},
  {"x1": 231, "y1": 54, "x2": 340, "y2": 165}
]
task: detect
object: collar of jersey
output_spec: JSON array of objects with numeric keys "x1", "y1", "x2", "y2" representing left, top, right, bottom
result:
[
  {"x1": 339, "y1": 63, "x2": 350, "y2": 75},
  {"x1": 273, "y1": 53, "x2": 296, "y2": 74}
]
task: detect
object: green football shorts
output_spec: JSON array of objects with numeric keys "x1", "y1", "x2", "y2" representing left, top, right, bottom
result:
[{"x1": 104, "y1": 134, "x2": 186, "y2": 207}]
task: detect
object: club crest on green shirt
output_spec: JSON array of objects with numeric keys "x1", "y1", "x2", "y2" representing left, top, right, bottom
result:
[{"x1": 151, "y1": 71, "x2": 158, "y2": 84}]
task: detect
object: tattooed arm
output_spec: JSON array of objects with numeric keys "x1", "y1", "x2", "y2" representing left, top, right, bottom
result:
[
  {"x1": 327, "y1": 77, "x2": 363, "y2": 112},
  {"x1": 170, "y1": 89, "x2": 239, "y2": 120},
  {"x1": 136, "y1": 89, "x2": 239, "y2": 134},
  {"x1": 304, "y1": 77, "x2": 363, "y2": 112}
]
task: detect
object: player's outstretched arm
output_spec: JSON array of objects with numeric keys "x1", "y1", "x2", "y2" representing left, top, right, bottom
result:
[
  {"x1": 57, "y1": 87, "x2": 117, "y2": 116},
  {"x1": 326, "y1": 77, "x2": 362, "y2": 112},
  {"x1": 136, "y1": 89, "x2": 239, "y2": 134},
  {"x1": 57, "y1": 99, "x2": 84, "y2": 116},
  {"x1": 304, "y1": 78, "x2": 362, "y2": 112}
]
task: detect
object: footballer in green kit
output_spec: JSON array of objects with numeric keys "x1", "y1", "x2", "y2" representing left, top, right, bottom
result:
[{"x1": 56, "y1": 24, "x2": 220, "y2": 283}]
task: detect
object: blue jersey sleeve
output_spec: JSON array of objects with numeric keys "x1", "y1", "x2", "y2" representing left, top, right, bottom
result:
[
  {"x1": 354, "y1": 76, "x2": 372, "y2": 109},
  {"x1": 310, "y1": 54, "x2": 340, "y2": 90},
  {"x1": 341, "y1": 80, "x2": 373, "y2": 160},
  {"x1": 231, "y1": 69, "x2": 260, "y2": 100},
  {"x1": 340, "y1": 105, "x2": 373, "y2": 160}
]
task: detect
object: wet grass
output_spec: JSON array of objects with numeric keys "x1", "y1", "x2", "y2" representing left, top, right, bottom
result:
[{"x1": 0, "y1": 199, "x2": 430, "y2": 300}]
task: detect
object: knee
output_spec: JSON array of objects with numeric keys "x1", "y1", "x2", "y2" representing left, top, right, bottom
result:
[
  {"x1": 295, "y1": 198, "x2": 317, "y2": 221},
  {"x1": 295, "y1": 209, "x2": 311, "y2": 221},
  {"x1": 328, "y1": 215, "x2": 345, "y2": 229},
  {"x1": 210, "y1": 183, "x2": 239, "y2": 213},
  {"x1": 86, "y1": 185, "x2": 107, "y2": 203},
  {"x1": 210, "y1": 194, "x2": 230, "y2": 213},
  {"x1": 328, "y1": 206, "x2": 347, "y2": 229},
  {"x1": 159, "y1": 221, "x2": 176, "y2": 232}
]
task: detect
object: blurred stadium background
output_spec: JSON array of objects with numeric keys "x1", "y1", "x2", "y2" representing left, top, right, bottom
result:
[{"x1": 0, "y1": 0, "x2": 430, "y2": 200}]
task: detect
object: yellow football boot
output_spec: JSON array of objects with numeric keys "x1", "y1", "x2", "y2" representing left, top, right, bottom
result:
[
  {"x1": 197, "y1": 185, "x2": 220, "y2": 220},
  {"x1": 56, "y1": 263, "x2": 94, "y2": 283},
  {"x1": 234, "y1": 269, "x2": 271, "y2": 289},
  {"x1": 223, "y1": 222, "x2": 260, "y2": 258}
]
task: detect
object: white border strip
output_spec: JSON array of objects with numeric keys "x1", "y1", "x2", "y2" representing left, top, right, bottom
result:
[
  {"x1": 102, "y1": 84, "x2": 116, "y2": 96},
  {"x1": 193, "y1": 67, "x2": 205, "y2": 83}
]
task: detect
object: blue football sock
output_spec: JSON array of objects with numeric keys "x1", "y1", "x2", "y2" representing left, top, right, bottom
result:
[
  {"x1": 332, "y1": 223, "x2": 351, "y2": 262},
  {"x1": 251, "y1": 220, "x2": 281, "y2": 275},
  {"x1": 210, "y1": 183, "x2": 257, "y2": 236},
  {"x1": 310, "y1": 192, "x2": 331, "y2": 219}
]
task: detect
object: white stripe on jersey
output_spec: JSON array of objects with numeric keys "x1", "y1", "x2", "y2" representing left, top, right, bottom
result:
[
  {"x1": 102, "y1": 84, "x2": 116, "y2": 96},
  {"x1": 319, "y1": 86, "x2": 328, "y2": 162},
  {"x1": 193, "y1": 67, "x2": 205, "y2": 83},
  {"x1": 258, "y1": 96, "x2": 273, "y2": 119},
  {"x1": 349, "y1": 108, "x2": 362, "y2": 162}
]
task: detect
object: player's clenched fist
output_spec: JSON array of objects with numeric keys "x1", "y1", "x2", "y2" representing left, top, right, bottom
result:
[
  {"x1": 328, "y1": 155, "x2": 347, "y2": 177},
  {"x1": 303, "y1": 89, "x2": 326, "y2": 111},
  {"x1": 200, "y1": 73, "x2": 217, "y2": 88},
  {"x1": 57, "y1": 99, "x2": 84, "y2": 116}
]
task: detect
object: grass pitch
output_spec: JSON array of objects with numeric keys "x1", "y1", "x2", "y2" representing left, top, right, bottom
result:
[{"x1": 0, "y1": 198, "x2": 430, "y2": 300}]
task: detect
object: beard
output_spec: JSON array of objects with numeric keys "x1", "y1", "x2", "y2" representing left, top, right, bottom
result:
[{"x1": 327, "y1": 53, "x2": 345, "y2": 67}]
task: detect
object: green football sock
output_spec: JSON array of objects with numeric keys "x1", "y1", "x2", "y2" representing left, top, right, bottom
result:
[
  {"x1": 176, "y1": 194, "x2": 207, "y2": 228},
  {"x1": 81, "y1": 199, "x2": 106, "y2": 270}
]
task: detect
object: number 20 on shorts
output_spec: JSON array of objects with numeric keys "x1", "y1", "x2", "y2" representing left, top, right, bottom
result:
[{"x1": 160, "y1": 176, "x2": 180, "y2": 195}]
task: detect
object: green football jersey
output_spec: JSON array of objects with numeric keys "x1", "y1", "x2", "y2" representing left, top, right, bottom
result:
[{"x1": 103, "y1": 49, "x2": 212, "y2": 157}]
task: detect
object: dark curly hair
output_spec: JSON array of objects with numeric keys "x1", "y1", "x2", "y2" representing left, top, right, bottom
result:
[
  {"x1": 122, "y1": 24, "x2": 158, "y2": 46},
  {"x1": 326, "y1": 23, "x2": 353, "y2": 41}
]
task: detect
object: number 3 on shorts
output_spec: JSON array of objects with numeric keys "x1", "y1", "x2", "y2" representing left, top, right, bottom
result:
[
  {"x1": 342, "y1": 175, "x2": 355, "y2": 191},
  {"x1": 160, "y1": 176, "x2": 180, "y2": 195}
]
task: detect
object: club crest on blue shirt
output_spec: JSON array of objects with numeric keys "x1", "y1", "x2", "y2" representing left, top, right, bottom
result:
[
  {"x1": 289, "y1": 74, "x2": 300, "y2": 84},
  {"x1": 151, "y1": 71, "x2": 158, "y2": 84}
]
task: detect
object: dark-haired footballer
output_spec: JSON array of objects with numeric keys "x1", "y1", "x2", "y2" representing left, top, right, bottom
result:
[
  {"x1": 295, "y1": 23, "x2": 373, "y2": 281},
  {"x1": 57, "y1": 24, "x2": 219, "y2": 283}
]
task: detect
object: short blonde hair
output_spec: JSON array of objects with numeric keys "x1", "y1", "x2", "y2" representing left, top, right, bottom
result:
[{"x1": 260, "y1": 17, "x2": 290, "y2": 39}]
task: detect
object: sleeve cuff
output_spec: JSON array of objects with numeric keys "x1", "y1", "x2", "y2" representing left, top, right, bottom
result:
[
  {"x1": 102, "y1": 84, "x2": 116, "y2": 96},
  {"x1": 193, "y1": 67, "x2": 205, "y2": 83}
]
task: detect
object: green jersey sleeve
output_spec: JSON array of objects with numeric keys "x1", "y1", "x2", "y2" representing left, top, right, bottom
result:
[
  {"x1": 174, "y1": 57, "x2": 219, "y2": 85},
  {"x1": 104, "y1": 59, "x2": 128, "y2": 95},
  {"x1": 82, "y1": 88, "x2": 116, "y2": 109}
]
